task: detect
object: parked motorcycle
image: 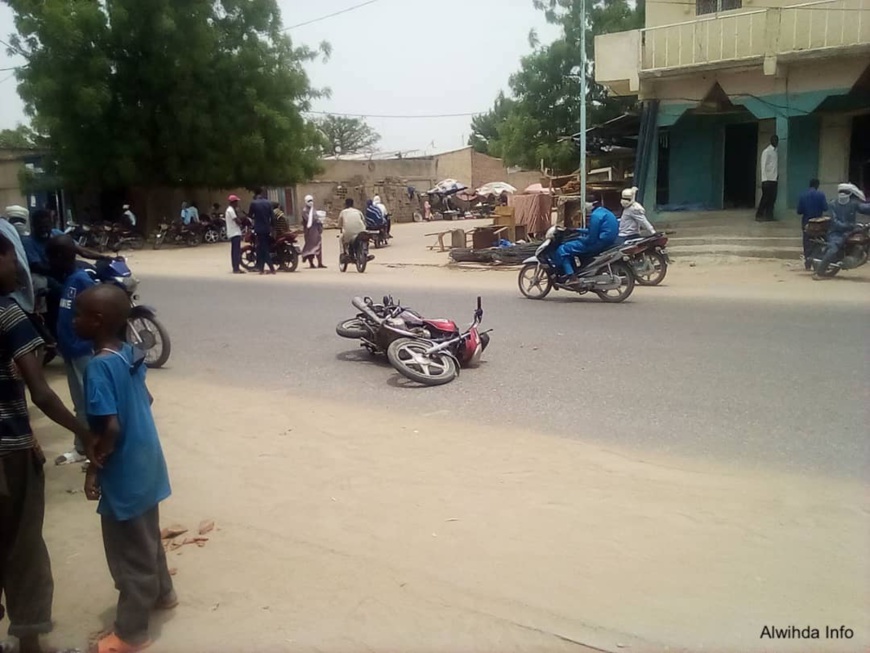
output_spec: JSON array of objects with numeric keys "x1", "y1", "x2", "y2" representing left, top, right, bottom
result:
[
  {"x1": 152, "y1": 220, "x2": 201, "y2": 249},
  {"x1": 337, "y1": 295, "x2": 491, "y2": 386},
  {"x1": 339, "y1": 232, "x2": 372, "y2": 273},
  {"x1": 105, "y1": 223, "x2": 145, "y2": 252},
  {"x1": 240, "y1": 230, "x2": 301, "y2": 272},
  {"x1": 518, "y1": 227, "x2": 636, "y2": 303},
  {"x1": 85, "y1": 257, "x2": 172, "y2": 368},
  {"x1": 805, "y1": 217, "x2": 869, "y2": 277},
  {"x1": 622, "y1": 232, "x2": 671, "y2": 286}
]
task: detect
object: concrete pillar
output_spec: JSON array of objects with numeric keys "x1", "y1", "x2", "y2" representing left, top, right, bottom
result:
[
  {"x1": 818, "y1": 113, "x2": 851, "y2": 199},
  {"x1": 774, "y1": 115, "x2": 789, "y2": 218}
]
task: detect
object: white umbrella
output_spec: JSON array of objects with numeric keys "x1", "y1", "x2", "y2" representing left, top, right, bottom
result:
[
  {"x1": 476, "y1": 182, "x2": 516, "y2": 196},
  {"x1": 428, "y1": 179, "x2": 468, "y2": 195}
]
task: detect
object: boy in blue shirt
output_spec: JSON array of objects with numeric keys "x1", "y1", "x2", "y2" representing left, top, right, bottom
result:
[
  {"x1": 75, "y1": 284, "x2": 175, "y2": 653},
  {"x1": 47, "y1": 235, "x2": 94, "y2": 465}
]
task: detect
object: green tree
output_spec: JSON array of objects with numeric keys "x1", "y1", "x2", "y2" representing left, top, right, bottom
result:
[
  {"x1": 468, "y1": 92, "x2": 515, "y2": 156},
  {"x1": 316, "y1": 115, "x2": 380, "y2": 155},
  {"x1": 0, "y1": 124, "x2": 40, "y2": 149},
  {"x1": 6, "y1": 0, "x2": 328, "y2": 189},
  {"x1": 471, "y1": 0, "x2": 644, "y2": 173}
]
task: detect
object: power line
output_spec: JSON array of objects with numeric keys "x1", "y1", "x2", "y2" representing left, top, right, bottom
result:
[
  {"x1": 307, "y1": 109, "x2": 483, "y2": 119},
  {"x1": 283, "y1": 0, "x2": 381, "y2": 31}
]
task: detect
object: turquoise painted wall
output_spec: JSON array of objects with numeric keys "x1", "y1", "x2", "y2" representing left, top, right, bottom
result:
[
  {"x1": 787, "y1": 115, "x2": 821, "y2": 210},
  {"x1": 669, "y1": 115, "x2": 725, "y2": 209}
]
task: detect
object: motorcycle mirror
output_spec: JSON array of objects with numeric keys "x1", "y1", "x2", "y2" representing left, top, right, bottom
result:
[{"x1": 476, "y1": 296, "x2": 482, "y2": 311}]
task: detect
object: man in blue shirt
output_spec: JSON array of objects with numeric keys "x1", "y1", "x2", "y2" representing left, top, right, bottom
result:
[
  {"x1": 248, "y1": 188, "x2": 276, "y2": 274},
  {"x1": 796, "y1": 178, "x2": 828, "y2": 270},
  {"x1": 47, "y1": 235, "x2": 95, "y2": 464},
  {"x1": 554, "y1": 199, "x2": 619, "y2": 281},
  {"x1": 76, "y1": 284, "x2": 174, "y2": 652}
]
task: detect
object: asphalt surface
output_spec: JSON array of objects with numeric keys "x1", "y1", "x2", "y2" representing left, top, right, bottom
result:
[{"x1": 142, "y1": 273, "x2": 869, "y2": 479}]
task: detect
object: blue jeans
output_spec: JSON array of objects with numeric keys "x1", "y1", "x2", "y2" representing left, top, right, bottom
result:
[
  {"x1": 230, "y1": 235, "x2": 242, "y2": 272},
  {"x1": 555, "y1": 240, "x2": 603, "y2": 275},
  {"x1": 64, "y1": 354, "x2": 91, "y2": 454},
  {"x1": 255, "y1": 233, "x2": 274, "y2": 272},
  {"x1": 816, "y1": 231, "x2": 846, "y2": 275}
]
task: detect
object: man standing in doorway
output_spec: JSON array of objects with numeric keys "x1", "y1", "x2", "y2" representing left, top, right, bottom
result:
[
  {"x1": 796, "y1": 178, "x2": 827, "y2": 270},
  {"x1": 756, "y1": 135, "x2": 779, "y2": 222}
]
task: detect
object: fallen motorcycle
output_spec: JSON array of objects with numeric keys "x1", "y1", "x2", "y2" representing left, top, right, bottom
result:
[
  {"x1": 621, "y1": 232, "x2": 671, "y2": 286},
  {"x1": 337, "y1": 296, "x2": 491, "y2": 386},
  {"x1": 518, "y1": 226, "x2": 635, "y2": 303}
]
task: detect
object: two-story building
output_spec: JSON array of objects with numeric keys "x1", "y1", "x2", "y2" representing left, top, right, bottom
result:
[{"x1": 595, "y1": 0, "x2": 870, "y2": 216}]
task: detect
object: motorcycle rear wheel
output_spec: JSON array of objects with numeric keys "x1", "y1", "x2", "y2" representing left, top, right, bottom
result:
[
  {"x1": 518, "y1": 263, "x2": 553, "y2": 299},
  {"x1": 387, "y1": 338, "x2": 458, "y2": 387},
  {"x1": 204, "y1": 229, "x2": 220, "y2": 245},
  {"x1": 279, "y1": 246, "x2": 300, "y2": 273},
  {"x1": 810, "y1": 243, "x2": 839, "y2": 277},
  {"x1": 635, "y1": 251, "x2": 667, "y2": 286},
  {"x1": 336, "y1": 318, "x2": 370, "y2": 339},
  {"x1": 356, "y1": 241, "x2": 369, "y2": 273},
  {"x1": 596, "y1": 261, "x2": 635, "y2": 303}
]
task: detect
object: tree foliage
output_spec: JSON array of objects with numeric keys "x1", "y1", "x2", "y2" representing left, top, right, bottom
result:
[
  {"x1": 6, "y1": 0, "x2": 329, "y2": 189},
  {"x1": 469, "y1": 0, "x2": 644, "y2": 173},
  {"x1": 0, "y1": 124, "x2": 40, "y2": 150},
  {"x1": 316, "y1": 115, "x2": 380, "y2": 155}
]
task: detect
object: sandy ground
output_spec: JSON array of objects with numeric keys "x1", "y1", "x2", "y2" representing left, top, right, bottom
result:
[{"x1": 7, "y1": 222, "x2": 869, "y2": 652}]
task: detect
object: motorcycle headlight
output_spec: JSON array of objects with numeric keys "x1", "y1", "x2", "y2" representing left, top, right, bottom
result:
[{"x1": 115, "y1": 276, "x2": 139, "y2": 293}]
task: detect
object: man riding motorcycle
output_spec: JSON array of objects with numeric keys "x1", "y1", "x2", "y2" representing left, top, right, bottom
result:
[
  {"x1": 554, "y1": 197, "x2": 619, "y2": 283},
  {"x1": 814, "y1": 183, "x2": 870, "y2": 280},
  {"x1": 617, "y1": 186, "x2": 656, "y2": 245},
  {"x1": 365, "y1": 199, "x2": 386, "y2": 231},
  {"x1": 340, "y1": 198, "x2": 370, "y2": 261}
]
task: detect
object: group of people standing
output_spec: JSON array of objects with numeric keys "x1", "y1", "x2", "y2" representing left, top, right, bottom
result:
[
  {"x1": 223, "y1": 189, "x2": 327, "y2": 275},
  {"x1": 0, "y1": 207, "x2": 174, "y2": 653}
]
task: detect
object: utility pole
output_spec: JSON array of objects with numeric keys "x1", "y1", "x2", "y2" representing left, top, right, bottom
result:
[{"x1": 579, "y1": 0, "x2": 587, "y2": 215}]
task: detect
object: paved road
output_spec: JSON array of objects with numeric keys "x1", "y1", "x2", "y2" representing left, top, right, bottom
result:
[{"x1": 142, "y1": 273, "x2": 869, "y2": 479}]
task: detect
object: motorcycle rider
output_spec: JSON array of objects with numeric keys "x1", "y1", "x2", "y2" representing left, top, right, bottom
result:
[
  {"x1": 814, "y1": 182, "x2": 870, "y2": 280},
  {"x1": 617, "y1": 187, "x2": 656, "y2": 244},
  {"x1": 554, "y1": 197, "x2": 619, "y2": 283},
  {"x1": 365, "y1": 199, "x2": 386, "y2": 231},
  {"x1": 338, "y1": 198, "x2": 368, "y2": 261},
  {"x1": 373, "y1": 194, "x2": 392, "y2": 237}
]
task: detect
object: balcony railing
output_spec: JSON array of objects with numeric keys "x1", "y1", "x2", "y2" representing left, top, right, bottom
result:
[{"x1": 641, "y1": 0, "x2": 869, "y2": 73}]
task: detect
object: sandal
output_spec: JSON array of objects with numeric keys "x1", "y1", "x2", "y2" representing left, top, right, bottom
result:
[
  {"x1": 96, "y1": 633, "x2": 151, "y2": 653},
  {"x1": 55, "y1": 450, "x2": 88, "y2": 466}
]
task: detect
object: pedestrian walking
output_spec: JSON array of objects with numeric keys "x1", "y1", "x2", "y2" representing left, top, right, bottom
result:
[
  {"x1": 0, "y1": 230, "x2": 93, "y2": 653},
  {"x1": 796, "y1": 178, "x2": 828, "y2": 270},
  {"x1": 75, "y1": 284, "x2": 176, "y2": 653},
  {"x1": 225, "y1": 195, "x2": 245, "y2": 274},
  {"x1": 248, "y1": 189, "x2": 276, "y2": 275},
  {"x1": 300, "y1": 195, "x2": 325, "y2": 269},
  {"x1": 756, "y1": 135, "x2": 779, "y2": 221}
]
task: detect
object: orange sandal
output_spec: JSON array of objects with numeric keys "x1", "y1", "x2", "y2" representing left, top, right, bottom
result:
[{"x1": 96, "y1": 633, "x2": 152, "y2": 653}]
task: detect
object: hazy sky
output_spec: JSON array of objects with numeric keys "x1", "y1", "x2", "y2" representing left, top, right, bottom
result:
[{"x1": 0, "y1": 0, "x2": 560, "y2": 153}]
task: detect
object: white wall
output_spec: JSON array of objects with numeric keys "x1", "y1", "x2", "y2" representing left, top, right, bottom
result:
[{"x1": 818, "y1": 114, "x2": 852, "y2": 198}]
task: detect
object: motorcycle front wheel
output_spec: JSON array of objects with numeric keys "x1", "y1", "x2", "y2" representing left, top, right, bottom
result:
[
  {"x1": 810, "y1": 243, "x2": 839, "y2": 277},
  {"x1": 596, "y1": 261, "x2": 635, "y2": 303},
  {"x1": 518, "y1": 263, "x2": 553, "y2": 299},
  {"x1": 204, "y1": 229, "x2": 220, "y2": 245},
  {"x1": 387, "y1": 338, "x2": 458, "y2": 387},
  {"x1": 185, "y1": 232, "x2": 201, "y2": 247},
  {"x1": 153, "y1": 232, "x2": 165, "y2": 250},
  {"x1": 336, "y1": 318, "x2": 370, "y2": 339},
  {"x1": 127, "y1": 315, "x2": 172, "y2": 368},
  {"x1": 635, "y1": 251, "x2": 668, "y2": 286}
]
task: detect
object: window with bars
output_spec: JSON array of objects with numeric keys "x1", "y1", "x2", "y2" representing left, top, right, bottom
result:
[{"x1": 697, "y1": 0, "x2": 742, "y2": 15}]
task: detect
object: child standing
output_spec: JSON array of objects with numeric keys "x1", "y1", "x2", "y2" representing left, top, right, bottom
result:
[
  {"x1": 75, "y1": 285, "x2": 176, "y2": 653},
  {"x1": 0, "y1": 232, "x2": 94, "y2": 653},
  {"x1": 46, "y1": 235, "x2": 95, "y2": 466}
]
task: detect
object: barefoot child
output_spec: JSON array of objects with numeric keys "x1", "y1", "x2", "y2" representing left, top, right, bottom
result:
[
  {"x1": 75, "y1": 285, "x2": 176, "y2": 653},
  {"x1": 0, "y1": 232, "x2": 94, "y2": 653}
]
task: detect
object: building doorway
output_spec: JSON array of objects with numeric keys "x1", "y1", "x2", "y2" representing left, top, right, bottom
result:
[
  {"x1": 849, "y1": 113, "x2": 870, "y2": 195},
  {"x1": 656, "y1": 129, "x2": 670, "y2": 206},
  {"x1": 723, "y1": 122, "x2": 758, "y2": 208}
]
